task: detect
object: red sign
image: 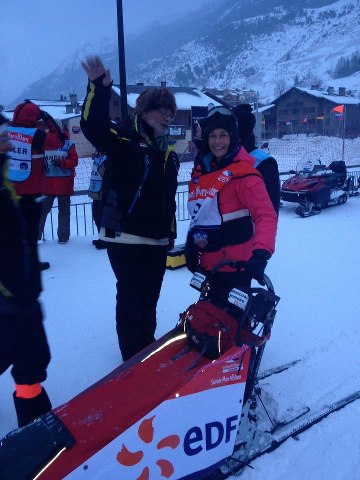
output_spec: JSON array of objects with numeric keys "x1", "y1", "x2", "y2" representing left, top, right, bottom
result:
[{"x1": 72, "y1": 125, "x2": 81, "y2": 134}]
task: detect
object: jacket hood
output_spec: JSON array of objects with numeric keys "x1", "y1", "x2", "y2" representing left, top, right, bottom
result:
[
  {"x1": 12, "y1": 101, "x2": 41, "y2": 127},
  {"x1": 234, "y1": 145, "x2": 256, "y2": 167}
]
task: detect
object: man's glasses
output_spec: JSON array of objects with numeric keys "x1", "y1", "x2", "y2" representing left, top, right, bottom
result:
[{"x1": 158, "y1": 109, "x2": 175, "y2": 121}]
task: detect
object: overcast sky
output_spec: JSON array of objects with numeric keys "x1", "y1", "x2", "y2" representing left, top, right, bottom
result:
[{"x1": 0, "y1": 0, "x2": 210, "y2": 107}]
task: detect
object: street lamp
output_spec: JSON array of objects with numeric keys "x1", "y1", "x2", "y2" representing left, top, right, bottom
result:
[{"x1": 117, "y1": 0, "x2": 128, "y2": 120}]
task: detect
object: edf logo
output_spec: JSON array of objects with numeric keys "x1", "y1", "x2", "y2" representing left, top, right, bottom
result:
[
  {"x1": 117, "y1": 414, "x2": 239, "y2": 479},
  {"x1": 183, "y1": 415, "x2": 239, "y2": 456}
]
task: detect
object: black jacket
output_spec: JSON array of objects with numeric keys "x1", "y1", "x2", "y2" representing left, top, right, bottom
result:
[
  {"x1": 81, "y1": 79, "x2": 179, "y2": 240},
  {"x1": 0, "y1": 156, "x2": 42, "y2": 313},
  {"x1": 241, "y1": 135, "x2": 280, "y2": 216}
]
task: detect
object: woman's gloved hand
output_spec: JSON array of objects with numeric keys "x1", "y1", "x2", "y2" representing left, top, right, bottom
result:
[{"x1": 244, "y1": 249, "x2": 271, "y2": 285}]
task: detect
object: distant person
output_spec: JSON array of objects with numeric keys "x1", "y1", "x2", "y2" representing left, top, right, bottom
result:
[
  {"x1": 88, "y1": 150, "x2": 107, "y2": 249},
  {"x1": 232, "y1": 104, "x2": 280, "y2": 215},
  {"x1": 0, "y1": 113, "x2": 52, "y2": 427},
  {"x1": 81, "y1": 55, "x2": 179, "y2": 361},
  {"x1": 185, "y1": 106, "x2": 277, "y2": 292},
  {"x1": 7, "y1": 100, "x2": 65, "y2": 268},
  {"x1": 38, "y1": 125, "x2": 79, "y2": 243}
]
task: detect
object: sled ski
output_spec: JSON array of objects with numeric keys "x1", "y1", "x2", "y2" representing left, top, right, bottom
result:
[
  {"x1": 258, "y1": 359, "x2": 301, "y2": 380},
  {"x1": 207, "y1": 389, "x2": 360, "y2": 479}
]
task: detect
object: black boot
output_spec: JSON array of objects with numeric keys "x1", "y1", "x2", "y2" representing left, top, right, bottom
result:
[
  {"x1": 13, "y1": 388, "x2": 52, "y2": 428},
  {"x1": 92, "y1": 239, "x2": 107, "y2": 250},
  {"x1": 38, "y1": 261, "x2": 50, "y2": 271}
]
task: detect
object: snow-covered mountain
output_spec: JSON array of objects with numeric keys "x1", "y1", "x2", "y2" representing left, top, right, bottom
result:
[{"x1": 12, "y1": 0, "x2": 360, "y2": 106}]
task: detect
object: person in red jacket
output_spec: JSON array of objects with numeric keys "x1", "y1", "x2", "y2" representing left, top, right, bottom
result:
[
  {"x1": 186, "y1": 107, "x2": 277, "y2": 292},
  {"x1": 38, "y1": 126, "x2": 78, "y2": 243},
  {"x1": 8, "y1": 101, "x2": 64, "y2": 197},
  {"x1": 8, "y1": 100, "x2": 64, "y2": 268}
]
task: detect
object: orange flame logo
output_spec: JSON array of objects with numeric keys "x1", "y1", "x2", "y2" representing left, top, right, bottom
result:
[{"x1": 117, "y1": 415, "x2": 180, "y2": 479}]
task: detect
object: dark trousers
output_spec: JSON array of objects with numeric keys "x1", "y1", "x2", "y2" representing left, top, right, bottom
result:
[
  {"x1": 38, "y1": 195, "x2": 71, "y2": 241},
  {"x1": 107, "y1": 243, "x2": 168, "y2": 361},
  {"x1": 92, "y1": 200, "x2": 103, "y2": 233},
  {"x1": 0, "y1": 301, "x2": 51, "y2": 385}
]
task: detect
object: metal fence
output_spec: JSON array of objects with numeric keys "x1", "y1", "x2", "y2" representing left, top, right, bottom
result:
[
  {"x1": 42, "y1": 200, "x2": 95, "y2": 241},
  {"x1": 43, "y1": 170, "x2": 360, "y2": 241}
]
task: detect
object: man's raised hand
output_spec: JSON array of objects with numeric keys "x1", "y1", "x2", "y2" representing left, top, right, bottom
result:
[{"x1": 81, "y1": 55, "x2": 111, "y2": 87}]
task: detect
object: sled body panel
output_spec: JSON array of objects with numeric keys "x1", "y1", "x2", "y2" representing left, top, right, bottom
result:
[{"x1": 37, "y1": 332, "x2": 250, "y2": 480}]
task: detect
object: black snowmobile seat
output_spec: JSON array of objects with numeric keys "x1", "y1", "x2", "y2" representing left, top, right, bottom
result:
[
  {"x1": 328, "y1": 161, "x2": 346, "y2": 174},
  {"x1": 328, "y1": 161, "x2": 347, "y2": 186}
]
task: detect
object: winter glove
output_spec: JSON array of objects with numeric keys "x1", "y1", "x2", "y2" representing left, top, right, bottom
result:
[
  {"x1": 185, "y1": 236, "x2": 199, "y2": 273},
  {"x1": 244, "y1": 249, "x2": 271, "y2": 286},
  {"x1": 0, "y1": 153, "x2": 6, "y2": 189}
]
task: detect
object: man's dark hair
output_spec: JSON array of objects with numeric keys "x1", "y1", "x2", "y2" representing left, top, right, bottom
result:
[{"x1": 135, "y1": 87, "x2": 177, "y2": 116}]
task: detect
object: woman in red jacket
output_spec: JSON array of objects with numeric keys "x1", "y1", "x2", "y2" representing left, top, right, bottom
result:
[{"x1": 186, "y1": 107, "x2": 277, "y2": 291}]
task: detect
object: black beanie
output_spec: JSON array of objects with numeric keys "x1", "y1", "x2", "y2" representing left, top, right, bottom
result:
[
  {"x1": 232, "y1": 104, "x2": 256, "y2": 140},
  {"x1": 201, "y1": 108, "x2": 239, "y2": 155}
]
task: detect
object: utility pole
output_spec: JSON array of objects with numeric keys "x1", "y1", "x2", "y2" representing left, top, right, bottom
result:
[
  {"x1": 341, "y1": 105, "x2": 346, "y2": 162},
  {"x1": 254, "y1": 91, "x2": 261, "y2": 143},
  {"x1": 117, "y1": 0, "x2": 128, "y2": 120}
]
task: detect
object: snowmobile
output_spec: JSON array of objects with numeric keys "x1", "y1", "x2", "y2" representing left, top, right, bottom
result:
[
  {"x1": 0, "y1": 265, "x2": 359, "y2": 480},
  {"x1": 280, "y1": 154, "x2": 351, "y2": 217}
]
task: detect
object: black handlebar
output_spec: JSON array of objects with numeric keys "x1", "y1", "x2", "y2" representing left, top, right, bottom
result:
[{"x1": 209, "y1": 260, "x2": 274, "y2": 293}]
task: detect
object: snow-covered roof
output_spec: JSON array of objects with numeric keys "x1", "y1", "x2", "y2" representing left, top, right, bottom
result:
[
  {"x1": 173, "y1": 91, "x2": 221, "y2": 109},
  {"x1": 258, "y1": 104, "x2": 275, "y2": 113},
  {"x1": 29, "y1": 100, "x2": 83, "y2": 107},
  {"x1": 1, "y1": 110, "x2": 12, "y2": 120},
  {"x1": 5, "y1": 100, "x2": 83, "y2": 121},
  {"x1": 112, "y1": 86, "x2": 220, "y2": 110},
  {"x1": 293, "y1": 87, "x2": 360, "y2": 106}
]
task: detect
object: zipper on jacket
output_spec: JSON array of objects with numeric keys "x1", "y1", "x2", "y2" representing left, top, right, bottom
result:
[
  {"x1": 127, "y1": 154, "x2": 150, "y2": 214},
  {"x1": 157, "y1": 147, "x2": 175, "y2": 237}
]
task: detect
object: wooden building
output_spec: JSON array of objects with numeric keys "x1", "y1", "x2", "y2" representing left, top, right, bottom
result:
[{"x1": 265, "y1": 86, "x2": 360, "y2": 139}]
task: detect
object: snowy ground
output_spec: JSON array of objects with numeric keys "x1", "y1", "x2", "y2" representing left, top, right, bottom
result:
[{"x1": 1, "y1": 195, "x2": 360, "y2": 479}]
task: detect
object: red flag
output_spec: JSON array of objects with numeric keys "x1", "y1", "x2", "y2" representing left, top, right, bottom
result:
[{"x1": 332, "y1": 105, "x2": 344, "y2": 114}]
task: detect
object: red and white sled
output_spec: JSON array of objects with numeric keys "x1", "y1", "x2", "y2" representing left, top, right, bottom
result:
[{"x1": 0, "y1": 270, "x2": 278, "y2": 480}]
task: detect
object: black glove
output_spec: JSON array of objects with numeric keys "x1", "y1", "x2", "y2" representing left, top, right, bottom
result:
[
  {"x1": 185, "y1": 235, "x2": 199, "y2": 273},
  {"x1": 0, "y1": 153, "x2": 7, "y2": 189},
  {"x1": 245, "y1": 249, "x2": 271, "y2": 285}
]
